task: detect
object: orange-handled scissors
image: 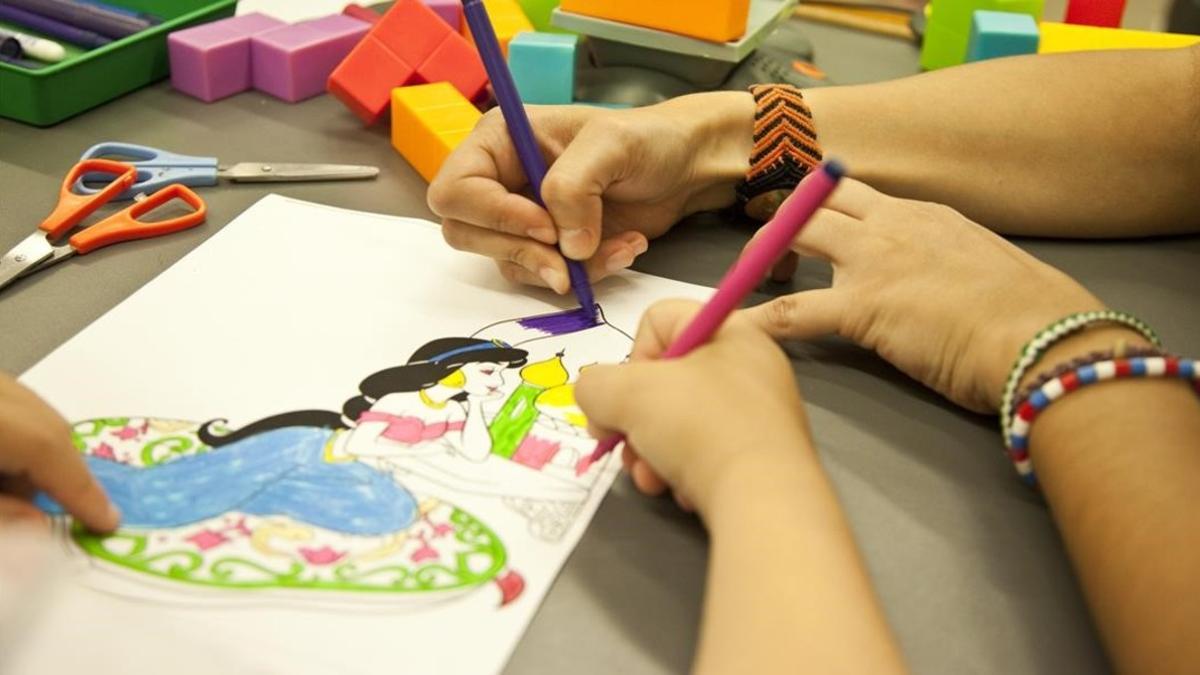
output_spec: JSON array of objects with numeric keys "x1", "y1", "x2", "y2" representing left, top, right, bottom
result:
[{"x1": 0, "y1": 158, "x2": 207, "y2": 294}]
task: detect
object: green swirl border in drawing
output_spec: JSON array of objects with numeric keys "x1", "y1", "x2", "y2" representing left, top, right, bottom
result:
[{"x1": 71, "y1": 508, "x2": 506, "y2": 594}]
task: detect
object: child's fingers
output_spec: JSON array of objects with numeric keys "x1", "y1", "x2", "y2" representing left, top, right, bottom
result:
[
  {"x1": 630, "y1": 459, "x2": 669, "y2": 497},
  {"x1": 629, "y1": 299, "x2": 705, "y2": 361},
  {"x1": 0, "y1": 495, "x2": 49, "y2": 528},
  {"x1": 741, "y1": 288, "x2": 847, "y2": 341},
  {"x1": 25, "y1": 448, "x2": 119, "y2": 534}
]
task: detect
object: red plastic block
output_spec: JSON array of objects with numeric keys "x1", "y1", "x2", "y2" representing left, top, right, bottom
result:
[
  {"x1": 327, "y1": 0, "x2": 488, "y2": 125},
  {"x1": 1064, "y1": 0, "x2": 1125, "y2": 27}
]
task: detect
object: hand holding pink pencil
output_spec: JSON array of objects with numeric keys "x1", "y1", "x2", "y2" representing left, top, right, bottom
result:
[{"x1": 575, "y1": 160, "x2": 845, "y2": 476}]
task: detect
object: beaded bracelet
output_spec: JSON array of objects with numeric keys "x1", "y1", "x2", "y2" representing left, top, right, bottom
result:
[
  {"x1": 1015, "y1": 345, "x2": 1166, "y2": 404},
  {"x1": 999, "y1": 310, "x2": 1162, "y2": 447},
  {"x1": 1006, "y1": 355, "x2": 1200, "y2": 485}
]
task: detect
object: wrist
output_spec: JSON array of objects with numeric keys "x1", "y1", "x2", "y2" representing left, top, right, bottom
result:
[
  {"x1": 696, "y1": 426, "x2": 819, "y2": 522},
  {"x1": 1016, "y1": 326, "x2": 1157, "y2": 394},
  {"x1": 670, "y1": 91, "x2": 754, "y2": 215}
]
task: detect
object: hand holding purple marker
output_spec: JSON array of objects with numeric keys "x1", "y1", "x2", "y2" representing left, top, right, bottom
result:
[{"x1": 460, "y1": 0, "x2": 598, "y2": 325}]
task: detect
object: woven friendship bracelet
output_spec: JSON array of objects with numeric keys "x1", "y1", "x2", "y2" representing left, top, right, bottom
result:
[
  {"x1": 735, "y1": 84, "x2": 823, "y2": 221},
  {"x1": 999, "y1": 310, "x2": 1162, "y2": 447},
  {"x1": 1006, "y1": 355, "x2": 1200, "y2": 485}
]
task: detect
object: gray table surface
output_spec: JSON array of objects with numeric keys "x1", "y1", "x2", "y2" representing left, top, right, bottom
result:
[{"x1": 2, "y1": 19, "x2": 1197, "y2": 675}]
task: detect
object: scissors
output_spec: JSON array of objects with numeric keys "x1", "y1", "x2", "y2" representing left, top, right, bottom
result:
[
  {"x1": 0, "y1": 158, "x2": 207, "y2": 293},
  {"x1": 74, "y1": 142, "x2": 381, "y2": 201}
]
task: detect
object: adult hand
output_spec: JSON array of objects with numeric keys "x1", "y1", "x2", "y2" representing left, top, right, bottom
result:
[
  {"x1": 575, "y1": 300, "x2": 814, "y2": 516},
  {"x1": 428, "y1": 92, "x2": 753, "y2": 293},
  {"x1": 743, "y1": 178, "x2": 1105, "y2": 413},
  {"x1": 0, "y1": 374, "x2": 119, "y2": 532}
]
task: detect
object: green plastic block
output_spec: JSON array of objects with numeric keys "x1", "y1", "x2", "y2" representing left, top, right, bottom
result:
[
  {"x1": 921, "y1": 0, "x2": 1044, "y2": 69},
  {"x1": 517, "y1": 0, "x2": 565, "y2": 32},
  {"x1": 967, "y1": 10, "x2": 1039, "y2": 61},
  {"x1": 508, "y1": 31, "x2": 579, "y2": 104}
]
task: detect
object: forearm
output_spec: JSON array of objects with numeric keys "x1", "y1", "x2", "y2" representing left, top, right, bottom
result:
[
  {"x1": 1025, "y1": 330, "x2": 1200, "y2": 673},
  {"x1": 693, "y1": 449, "x2": 906, "y2": 675},
  {"x1": 804, "y1": 46, "x2": 1200, "y2": 237}
]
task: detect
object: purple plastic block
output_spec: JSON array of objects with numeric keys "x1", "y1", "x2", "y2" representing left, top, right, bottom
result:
[
  {"x1": 424, "y1": 0, "x2": 462, "y2": 30},
  {"x1": 251, "y1": 15, "x2": 370, "y2": 102},
  {"x1": 168, "y1": 12, "x2": 285, "y2": 102}
]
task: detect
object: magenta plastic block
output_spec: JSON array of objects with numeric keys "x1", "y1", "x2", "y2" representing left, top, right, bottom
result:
[
  {"x1": 168, "y1": 12, "x2": 286, "y2": 102},
  {"x1": 424, "y1": 0, "x2": 462, "y2": 29},
  {"x1": 251, "y1": 15, "x2": 370, "y2": 102}
]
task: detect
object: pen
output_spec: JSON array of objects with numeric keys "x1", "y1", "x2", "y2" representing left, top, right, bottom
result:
[
  {"x1": 460, "y1": 0, "x2": 598, "y2": 325},
  {"x1": 1, "y1": 0, "x2": 150, "y2": 39},
  {"x1": 0, "y1": 26, "x2": 66, "y2": 61},
  {"x1": 575, "y1": 160, "x2": 846, "y2": 476},
  {"x1": 0, "y1": 3, "x2": 111, "y2": 48}
]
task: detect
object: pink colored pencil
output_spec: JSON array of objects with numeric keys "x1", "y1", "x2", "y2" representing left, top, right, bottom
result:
[{"x1": 576, "y1": 160, "x2": 845, "y2": 476}]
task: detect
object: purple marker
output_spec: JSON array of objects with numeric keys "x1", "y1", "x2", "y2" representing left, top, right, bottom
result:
[
  {"x1": 461, "y1": 0, "x2": 598, "y2": 326},
  {"x1": 0, "y1": 51, "x2": 42, "y2": 67},
  {"x1": 0, "y1": 3, "x2": 111, "y2": 47},
  {"x1": 2, "y1": 0, "x2": 150, "y2": 39}
]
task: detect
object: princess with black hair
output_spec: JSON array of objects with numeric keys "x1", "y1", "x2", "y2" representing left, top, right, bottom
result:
[{"x1": 42, "y1": 338, "x2": 529, "y2": 537}]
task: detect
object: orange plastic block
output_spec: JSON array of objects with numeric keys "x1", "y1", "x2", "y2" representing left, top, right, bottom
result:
[
  {"x1": 327, "y1": 0, "x2": 488, "y2": 125},
  {"x1": 391, "y1": 83, "x2": 483, "y2": 182},
  {"x1": 558, "y1": 0, "x2": 750, "y2": 42},
  {"x1": 462, "y1": 0, "x2": 533, "y2": 57}
]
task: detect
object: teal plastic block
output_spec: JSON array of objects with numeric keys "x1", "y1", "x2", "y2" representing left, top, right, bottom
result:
[
  {"x1": 967, "y1": 10, "x2": 1039, "y2": 61},
  {"x1": 508, "y1": 31, "x2": 578, "y2": 104},
  {"x1": 921, "y1": 0, "x2": 1044, "y2": 69}
]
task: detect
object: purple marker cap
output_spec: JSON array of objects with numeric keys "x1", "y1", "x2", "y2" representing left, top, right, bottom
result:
[{"x1": 461, "y1": 0, "x2": 598, "y2": 325}]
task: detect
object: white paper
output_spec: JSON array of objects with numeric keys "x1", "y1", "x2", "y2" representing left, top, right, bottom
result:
[
  {"x1": 235, "y1": 0, "x2": 352, "y2": 23},
  {"x1": 10, "y1": 195, "x2": 711, "y2": 675}
]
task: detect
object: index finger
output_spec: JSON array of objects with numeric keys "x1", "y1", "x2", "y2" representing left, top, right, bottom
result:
[
  {"x1": 427, "y1": 119, "x2": 557, "y2": 244},
  {"x1": 26, "y1": 443, "x2": 119, "y2": 534}
]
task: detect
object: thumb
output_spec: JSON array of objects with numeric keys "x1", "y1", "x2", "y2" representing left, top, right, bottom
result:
[
  {"x1": 741, "y1": 289, "x2": 846, "y2": 341},
  {"x1": 540, "y1": 121, "x2": 630, "y2": 260},
  {"x1": 574, "y1": 362, "x2": 654, "y2": 436}
]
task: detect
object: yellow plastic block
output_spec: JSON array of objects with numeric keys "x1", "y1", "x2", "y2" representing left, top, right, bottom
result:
[
  {"x1": 1038, "y1": 22, "x2": 1200, "y2": 53},
  {"x1": 463, "y1": 0, "x2": 533, "y2": 57},
  {"x1": 559, "y1": 0, "x2": 750, "y2": 42},
  {"x1": 391, "y1": 83, "x2": 483, "y2": 182}
]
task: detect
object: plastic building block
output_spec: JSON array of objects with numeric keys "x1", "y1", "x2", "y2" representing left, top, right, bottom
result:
[
  {"x1": 342, "y1": 3, "x2": 381, "y2": 24},
  {"x1": 508, "y1": 31, "x2": 577, "y2": 103},
  {"x1": 1038, "y1": 21, "x2": 1200, "y2": 53},
  {"x1": 966, "y1": 10, "x2": 1039, "y2": 61},
  {"x1": 463, "y1": 0, "x2": 533, "y2": 56},
  {"x1": 517, "y1": 0, "x2": 564, "y2": 32},
  {"x1": 327, "y1": 0, "x2": 488, "y2": 125},
  {"x1": 424, "y1": 0, "x2": 462, "y2": 29},
  {"x1": 557, "y1": 0, "x2": 750, "y2": 42},
  {"x1": 168, "y1": 12, "x2": 285, "y2": 102},
  {"x1": 920, "y1": 0, "x2": 1043, "y2": 70},
  {"x1": 391, "y1": 82, "x2": 482, "y2": 182},
  {"x1": 252, "y1": 15, "x2": 370, "y2": 102},
  {"x1": 1064, "y1": 0, "x2": 1125, "y2": 28}
]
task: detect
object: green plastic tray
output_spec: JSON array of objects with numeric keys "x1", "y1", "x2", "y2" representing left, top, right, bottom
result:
[{"x1": 0, "y1": 0, "x2": 237, "y2": 126}]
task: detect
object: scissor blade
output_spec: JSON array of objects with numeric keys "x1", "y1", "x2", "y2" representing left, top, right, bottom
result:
[
  {"x1": 217, "y1": 163, "x2": 380, "y2": 182},
  {"x1": 0, "y1": 233, "x2": 54, "y2": 293},
  {"x1": 17, "y1": 244, "x2": 76, "y2": 280}
]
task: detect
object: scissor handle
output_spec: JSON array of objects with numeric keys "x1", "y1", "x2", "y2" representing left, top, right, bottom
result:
[
  {"x1": 75, "y1": 142, "x2": 219, "y2": 200},
  {"x1": 68, "y1": 184, "x2": 208, "y2": 255},
  {"x1": 40, "y1": 159, "x2": 138, "y2": 240}
]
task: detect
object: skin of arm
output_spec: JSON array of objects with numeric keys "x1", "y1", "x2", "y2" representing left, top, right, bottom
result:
[
  {"x1": 1020, "y1": 327, "x2": 1200, "y2": 674},
  {"x1": 803, "y1": 45, "x2": 1200, "y2": 237},
  {"x1": 695, "y1": 440, "x2": 907, "y2": 675}
]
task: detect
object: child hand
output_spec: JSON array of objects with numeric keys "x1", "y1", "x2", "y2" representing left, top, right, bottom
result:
[
  {"x1": 0, "y1": 374, "x2": 119, "y2": 532},
  {"x1": 743, "y1": 179, "x2": 1105, "y2": 413},
  {"x1": 575, "y1": 300, "x2": 815, "y2": 516}
]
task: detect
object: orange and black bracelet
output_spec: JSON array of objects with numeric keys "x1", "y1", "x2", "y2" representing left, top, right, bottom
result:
[{"x1": 736, "y1": 84, "x2": 823, "y2": 221}]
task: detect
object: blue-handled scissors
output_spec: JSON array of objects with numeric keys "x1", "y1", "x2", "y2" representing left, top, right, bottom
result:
[{"x1": 75, "y1": 142, "x2": 381, "y2": 201}]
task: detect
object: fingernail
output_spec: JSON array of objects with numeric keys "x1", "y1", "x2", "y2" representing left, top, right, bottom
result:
[
  {"x1": 528, "y1": 227, "x2": 557, "y2": 245},
  {"x1": 539, "y1": 267, "x2": 565, "y2": 293},
  {"x1": 605, "y1": 249, "x2": 636, "y2": 273},
  {"x1": 631, "y1": 238, "x2": 649, "y2": 255},
  {"x1": 560, "y1": 228, "x2": 591, "y2": 257}
]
